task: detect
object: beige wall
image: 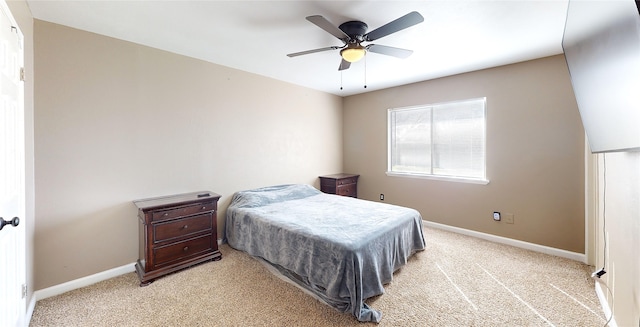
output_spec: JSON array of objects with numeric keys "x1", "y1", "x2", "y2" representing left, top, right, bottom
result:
[
  {"x1": 6, "y1": 0, "x2": 35, "y2": 314},
  {"x1": 343, "y1": 55, "x2": 586, "y2": 253},
  {"x1": 33, "y1": 20, "x2": 343, "y2": 290},
  {"x1": 595, "y1": 151, "x2": 640, "y2": 326}
]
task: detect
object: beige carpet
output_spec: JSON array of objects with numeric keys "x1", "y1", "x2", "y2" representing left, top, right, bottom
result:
[{"x1": 30, "y1": 227, "x2": 606, "y2": 326}]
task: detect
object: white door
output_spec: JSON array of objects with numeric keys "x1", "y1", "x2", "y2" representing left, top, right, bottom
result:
[{"x1": 0, "y1": 1, "x2": 26, "y2": 326}]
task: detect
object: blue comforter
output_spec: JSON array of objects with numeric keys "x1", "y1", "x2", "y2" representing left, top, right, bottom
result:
[{"x1": 225, "y1": 184, "x2": 425, "y2": 322}]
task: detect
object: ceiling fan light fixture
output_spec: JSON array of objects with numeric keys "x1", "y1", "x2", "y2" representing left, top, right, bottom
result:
[{"x1": 341, "y1": 46, "x2": 366, "y2": 63}]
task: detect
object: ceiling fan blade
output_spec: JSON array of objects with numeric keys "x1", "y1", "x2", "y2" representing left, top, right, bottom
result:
[
  {"x1": 306, "y1": 15, "x2": 349, "y2": 41},
  {"x1": 338, "y1": 59, "x2": 351, "y2": 71},
  {"x1": 364, "y1": 11, "x2": 424, "y2": 42},
  {"x1": 367, "y1": 44, "x2": 414, "y2": 58},
  {"x1": 287, "y1": 46, "x2": 341, "y2": 57}
]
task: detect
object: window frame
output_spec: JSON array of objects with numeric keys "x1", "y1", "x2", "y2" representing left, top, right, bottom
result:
[{"x1": 386, "y1": 98, "x2": 489, "y2": 185}]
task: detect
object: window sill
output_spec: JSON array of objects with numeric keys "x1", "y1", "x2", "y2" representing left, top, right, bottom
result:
[{"x1": 385, "y1": 171, "x2": 490, "y2": 185}]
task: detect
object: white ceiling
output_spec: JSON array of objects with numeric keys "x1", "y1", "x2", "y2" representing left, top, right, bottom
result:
[{"x1": 26, "y1": 0, "x2": 571, "y2": 96}]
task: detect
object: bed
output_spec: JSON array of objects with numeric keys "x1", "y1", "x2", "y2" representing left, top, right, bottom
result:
[{"x1": 225, "y1": 184, "x2": 425, "y2": 322}]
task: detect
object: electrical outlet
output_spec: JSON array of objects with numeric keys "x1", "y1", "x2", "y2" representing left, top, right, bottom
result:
[
  {"x1": 493, "y1": 212, "x2": 501, "y2": 221},
  {"x1": 380, "y1": 194, "x2": 384, "y2": 201},
  {"x1": 504, "y1": 213, "x2": 514, "y2": 224}
]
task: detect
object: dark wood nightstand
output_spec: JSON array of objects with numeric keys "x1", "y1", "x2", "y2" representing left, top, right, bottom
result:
[
  {"x1": 319, "y1": 173, "x2": 359, "y2": 198},
  {"x1": 134, "y1": 191, "x2": 222, "y2": 286}
]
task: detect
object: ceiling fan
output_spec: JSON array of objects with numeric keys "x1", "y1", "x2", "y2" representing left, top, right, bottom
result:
[{"x1": 287, "y1": 11, "x2": 424, "y2": 71}]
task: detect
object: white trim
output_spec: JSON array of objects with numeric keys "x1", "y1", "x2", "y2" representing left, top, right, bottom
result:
[
  {"x1": 595, "y1": 280, "x2": 617, "y2": 327},
  {"x1": 25, "y1": 294, "x2": 36, "y2": 326},
  {"x1": 424, "y1": 220, "x2": 586, "y2": 263},
  {"x1": 386, "y1": 171, "x2": 490, "y2": 185},
  {"x1": 34, "y1": 263, "x2": 135, "y2": 301},
  {"x1": 585, "y1": 141, "x2": 598, "y2": 266}
]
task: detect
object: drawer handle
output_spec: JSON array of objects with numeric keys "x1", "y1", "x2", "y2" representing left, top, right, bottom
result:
[
  {"x1": 163, "y1": 213, "x2": 169, "y2": 217},
  {"x1": 182, "y1": 225, "x2": 189, "y2": 230},
  {"x1": 201, "y1": 206, "x2": 206, "y2": 210},
  {"x1": 183, "y1": 246, "x2": 189, "y2": 252}
]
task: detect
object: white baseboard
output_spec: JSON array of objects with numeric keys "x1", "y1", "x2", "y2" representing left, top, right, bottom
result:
[
  {"x1": 34, "y1": 262, "x2": 136, "y2": 301},
  {"x1": 595, "y1": 280, "x2": 617, "y2": 327},
  {"x1": 423, "y1": 220, "x2": 586, "y2": 263},
  {"x1": 33, "y1": 239, "x2": 225, "y2": 302}
]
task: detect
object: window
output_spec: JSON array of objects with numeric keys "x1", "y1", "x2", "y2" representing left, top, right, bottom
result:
[{"x1": 387, "y1": 98, "x2": 488, "y2": 184}]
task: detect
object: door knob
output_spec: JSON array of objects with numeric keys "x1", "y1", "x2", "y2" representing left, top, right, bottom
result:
[{"x1": 0, "y1": 217, "x2": 20, "y2": 230}]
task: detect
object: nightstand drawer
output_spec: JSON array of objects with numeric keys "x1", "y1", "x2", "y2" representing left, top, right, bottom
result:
[
  {"x1": 336, "y1": 184, "x2": 356, "y2": 197},
  {"x1": 153, "y1": 234, "x2": 213, "y2": 268},
  {"x1": 337, "y1": 177, "x2": 357, "y2": 185},
  {"x1": 151, "y1": 203, "x2": 216, "y2": 222},
  {"x1": 153, "y1": 213, "x2": 213, "y2": 243}
]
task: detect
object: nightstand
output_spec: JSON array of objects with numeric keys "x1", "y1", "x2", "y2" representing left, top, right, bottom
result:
[{"x1": 319, "y1": 173, "x2": 359, "y2": 198}]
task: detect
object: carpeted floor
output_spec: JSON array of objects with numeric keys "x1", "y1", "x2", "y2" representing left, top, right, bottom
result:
[{"x1": 30, "y1": 226, "x2": 606, "y2": 326}]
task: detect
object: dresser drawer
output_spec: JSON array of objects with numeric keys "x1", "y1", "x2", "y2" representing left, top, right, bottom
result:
[
  {"x1": 336, "y1": 177, "x2": 358, "y2": 185},
  {"x1": 153, "y1": 213, "x2": 212, "y2": 243},
  {"x1": 153, "y1": 234, "x2": 214, "y2": 268},
  {"x1": 151, "y1": 202, "x2": 216, "y2": 222}
]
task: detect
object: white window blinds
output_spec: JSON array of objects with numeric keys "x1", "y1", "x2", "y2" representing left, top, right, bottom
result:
[{"x1": 388, "y1": 98, "x2": 487, "y2": 182}]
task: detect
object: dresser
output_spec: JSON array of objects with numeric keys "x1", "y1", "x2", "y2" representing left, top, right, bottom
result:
[
  {"x1": 319, "y1": 173, "x2": 359, "y2": 198},
  {"x1": 134, "y1": 191, "x2": 222, "y2": 286}
]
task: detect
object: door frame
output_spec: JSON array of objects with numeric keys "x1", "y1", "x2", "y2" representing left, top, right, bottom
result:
[
  {"x1": 0, "y1": 0, "x2": 26, "y2": 325},
  {"x1": 585, "y1": 142, "x2": 598, "y2": 266}
]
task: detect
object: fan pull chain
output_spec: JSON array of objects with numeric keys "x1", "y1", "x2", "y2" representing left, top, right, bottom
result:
[
  {"x1": 340, "y1": 71, "x2": 343, "y2": 90},
  {"x1": 364, "y1": 53, "x2": 367, "y2": 89}
]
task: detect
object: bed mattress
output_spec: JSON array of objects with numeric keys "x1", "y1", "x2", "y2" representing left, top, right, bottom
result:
[{"x1": 225, "y1": 184, "x2": 425, "y2": 322}]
